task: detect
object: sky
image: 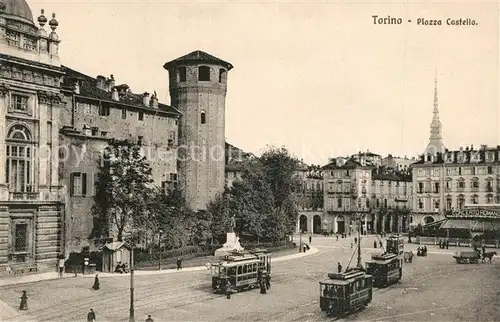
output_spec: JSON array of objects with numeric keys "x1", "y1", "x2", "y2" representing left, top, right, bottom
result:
[{"x1": 28, "y1": 0, "x2": 499, "y2": 165}]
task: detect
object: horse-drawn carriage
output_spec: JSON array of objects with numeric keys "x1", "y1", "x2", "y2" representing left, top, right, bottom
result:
[
  {"x1": 403, "y1": 251, "x2": 414, "y2": 263},
  {"x1": 453, "y1": 251, "x2": 480, "y2": 264}
]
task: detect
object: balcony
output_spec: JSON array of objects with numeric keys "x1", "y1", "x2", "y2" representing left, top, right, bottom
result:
[{"x1": 9, "y1": 192, "x2": 39, "y2": 201}]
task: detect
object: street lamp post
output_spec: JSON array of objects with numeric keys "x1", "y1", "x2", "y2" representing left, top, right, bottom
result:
[
  {"x1": 158, "y1": 230, "x2": 163, "y2": 271},
  {"x1": 299, "y1": 230, "x2": 302, "y2": 253},
  {"x1": 356, "y1": 212, "x2": 362, "y2": 268},
  {"x1": 129, "y1": 242, "x2": 135, "y2": 322}
]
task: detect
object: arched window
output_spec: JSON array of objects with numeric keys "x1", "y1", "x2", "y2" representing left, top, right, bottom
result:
[
  {"x1": 200, "y1": 110, "x2": 206, "y2": 124},
  {"x1": 178, "y1": 66, "x2": 186, "y2": 82},
  {"x1": 6, "y1": 124, "x2": 34, "y2": 193},
  {"x1": 198, "y1": 66, "x2": 210, "y2": 81},
  {"x1": 219, "y1": 69, "x2": 227, "y2": 83}
]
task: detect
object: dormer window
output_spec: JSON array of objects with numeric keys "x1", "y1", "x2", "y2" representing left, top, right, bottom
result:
[{"x1": 199, "y1": 66, "x2": 210, "y2": 81}]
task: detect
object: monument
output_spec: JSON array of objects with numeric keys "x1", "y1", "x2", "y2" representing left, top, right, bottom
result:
[{"x1": 214, "y1": 215, "x2": 244, "y2": 258}]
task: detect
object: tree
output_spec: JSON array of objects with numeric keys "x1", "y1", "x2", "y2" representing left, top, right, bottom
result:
[
  {"x1": 92, "y1": 139, "x2": 153, "y2": 242},
  {"x1": 259, "y1": 146, "x2": 301, "y2": 237}
]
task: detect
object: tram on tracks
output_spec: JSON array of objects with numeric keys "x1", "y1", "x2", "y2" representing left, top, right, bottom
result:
[
  {"x1": 319, "y1": 268, "x2": 373, "y2": 317},
  {"x1": 365, "y1": 252, "x2": 402, "y2": 287},
  {"x1": 210, "y1": 249, "x2": 271, "y2": 293}
]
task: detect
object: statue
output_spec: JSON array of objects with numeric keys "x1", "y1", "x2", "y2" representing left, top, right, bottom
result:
[{"x1": 230, "y1": 215, "x2": 236, "y2": 232}]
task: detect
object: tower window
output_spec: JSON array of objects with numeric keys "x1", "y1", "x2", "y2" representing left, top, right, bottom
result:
[
  {"x1": 200, "y1": 110, "x2": 206, "y2": 124},
  {"x1": 219, "y1": 69, "x2": 227, "y2": 83},
  {"x1": 178, "y1": 67, "x2": 186, "y2": 82},
  {"x1": 138, "y1": 111, "x2": 144, "y2": 121},
  {"x1": 199, "y1": 66, "x2": 210, "y2": 81}
]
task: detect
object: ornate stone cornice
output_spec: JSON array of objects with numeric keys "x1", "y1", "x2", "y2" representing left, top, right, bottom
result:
[{"x1": 37, "y1": 91, "x2": 64, "y2": 105}]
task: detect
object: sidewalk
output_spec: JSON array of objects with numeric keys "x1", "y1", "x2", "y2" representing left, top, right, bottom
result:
[{"x1": 0, "y1": 247, "x2": 319, "y2": 286}]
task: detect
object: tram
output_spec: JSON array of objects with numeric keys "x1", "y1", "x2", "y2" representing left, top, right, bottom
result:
[
  {"x1": 365, "y1": 252, "x2": 402, "y2": 287},
  {"x1": 210, "y1": 250, "x2": 271, "y2": 293},
  {"x1": 386, "y1": 234, "x2": 404, "y2": 256},
  {"x1": 319, "y1": 268, "x2": 373, "y2": 317}
]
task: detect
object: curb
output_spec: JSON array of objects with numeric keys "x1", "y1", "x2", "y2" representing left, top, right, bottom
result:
[{"x1": 0, "y1": 247, "x2": 320, "y2": 285}]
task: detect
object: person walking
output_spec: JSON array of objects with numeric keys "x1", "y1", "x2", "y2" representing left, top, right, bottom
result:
[
  {"x1": 225, "y1": 279, "x2": 232, "y2": 299},
  {"x1": 374, "y1": 240, "x2": 377, "y2": 248},
  {"x1": 176, "y1": 257, "x2": 182, "y2": 270},
  {"x1": 58, "y1": 257, "x2": 65, "y2": 278},
  {"x1": 19, "y1": 291, "x2": 28, "y2": 310},
  {"x1": 446, "y1": 240, "x2": 449, "y2": 249},
  {"x1": 92, "y1": 274, "x2": 100, "y2": 290},
  {"x1": 145, "y1": 314, "x2": 154, "y2": 322},
  {"x1": 309, "y1": 235, "x2": 312, "y2": 244},
  {"x1": 336, "y1": 234, "x2": 339, "y2": 241},
  {"x1": 337, "y1": 262, "x2": 342, "y2": 273},
  {"x1": 87, "y1": 309, "x2": 96, "y2": 322},
  {"x1": 265, "y1": 273, "x2": 271, "y2": 290}
]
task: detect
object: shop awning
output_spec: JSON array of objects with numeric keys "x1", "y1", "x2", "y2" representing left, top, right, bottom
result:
[{"x1": 422, "y1": 219, "x2": 447, "y2": 229}]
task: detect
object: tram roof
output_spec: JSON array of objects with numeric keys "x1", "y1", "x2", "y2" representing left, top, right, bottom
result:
[
  {"x1": 212, "y1": 258, "x2": 261, "y2": 267},
  {"x1": 320, "y1": 275, "x2": 372, "y2": 286}
]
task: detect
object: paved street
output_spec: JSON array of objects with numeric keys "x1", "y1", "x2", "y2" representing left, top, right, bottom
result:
[{"x1": 1, "y1": 236, "x2": 499, "y2": 321}]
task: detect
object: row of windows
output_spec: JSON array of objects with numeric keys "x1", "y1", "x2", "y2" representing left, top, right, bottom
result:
[
  {"x1": 418, "y1": 166, "x2": 495, "y2": 177},
  {"x1": 177, "y1": 66, "x2": 227, "y2": 83},
  {"x1": 417, "y1": 194, "x2": 500, "y2": 209},
  {"x1": 70, "y1": 172, "x2": 179, "y2": 196}
]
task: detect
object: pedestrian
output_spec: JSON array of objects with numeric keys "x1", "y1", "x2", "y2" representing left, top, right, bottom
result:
[
  {"x1": 337, "y1": 262, "x2": 342, "y2": 273},
  {"x1": 19, "y1": 291, "x2": 28, "y2": 310},
  {"x1": 265, "y1": 273, "x2": 271, "y2": 290},
  {"x1": 176, "y1": 257, "x2": 182, "y2": 270},
  {"x1": 225, "y1": 279, "x2": 232, "y2": 299},
  {"x1": 92, "y1": 274, "x2": 100, "y2": 290},
  {"x1": 145, "y1": 314, "x2": 154, "y2": 322},
  {"x1": 87, "y1": 309, "x2": 96, "y2": 322},
  {"x1": 438, "y1": 240, "x2": 442, "y2": 249},
  {"x1": 373, "y1": 241, "x2": 377, "y2": 248},
  {"x1": 446, "y1": 240, "x2": 449, "y2": 249},
  {"x1": 336, "y1": 234, "x2": 339, "y2": 241},
  {"x1": 205, "y1": 262, "x2": 211, "y2": 275},
  {"x1": 354, "y1": 237, "x2": 357, "y2": 244},
  {"x1": 350, "y1": 241, "x2": 353, "y2": 249},
  {"x1": 58, "y1": 257, "x2": 65, "y2": 278},
  {"x1": 482, "y1": 244, "x2": 486, "y2": 255}
]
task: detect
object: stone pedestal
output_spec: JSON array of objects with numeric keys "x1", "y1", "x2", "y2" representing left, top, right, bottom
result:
[{"x1": 214, "y1": 232, "x2": 244, "y2": 259}]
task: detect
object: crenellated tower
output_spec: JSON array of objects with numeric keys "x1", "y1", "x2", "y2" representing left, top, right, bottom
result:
[{"x1": 164, "y1": 51, "x2": 233, "y2": 211}]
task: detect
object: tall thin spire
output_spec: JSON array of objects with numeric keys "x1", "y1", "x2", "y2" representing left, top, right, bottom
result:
[
  {"x1": 433, "y1": 69, "x2": 438, "y2": 115},
  {"x1": 425, "y1": 71, "x2": 445, "y2": 156}
]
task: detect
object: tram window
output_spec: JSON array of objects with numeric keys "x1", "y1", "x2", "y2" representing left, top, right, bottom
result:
[
  {"x1": 254, "y1": 263, "x2": 257, "y2": 271},
  {"x1": 243, "y1": 265, "x2": 247, "y2": 274},
  {"x1": 228, "y1": 267, "x2": 236, "y2": 275},
  {"x1": 237, "y1": 266, "x2": 242, "y2": 274}
]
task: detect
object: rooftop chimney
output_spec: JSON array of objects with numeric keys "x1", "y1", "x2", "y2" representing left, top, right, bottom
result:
[
  {"x1": 108, "y1": 75, "x2": 115, "y2": 90},
  {"x1": 96, "y1": 75, "x2": 106, "y2": 91},
  {"x1": 111, "y1": 88, "x2": 119, "y2": 101},
  {"x1": 150, "y1": 92, "x2": 158, "y2": 108},
  {"x1": 143, "y1": 92, "x2": 150, "y2": 106}
]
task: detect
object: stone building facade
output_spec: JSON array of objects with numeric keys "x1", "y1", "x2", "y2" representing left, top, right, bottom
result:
[
  {"x1": 296, "y1": 163, "x2": 324, "y2": 234},
  {"x1": 0, "y1": 0, "x2": 234, "y2": 272},
  {"x1": 59, "y1": 67, "x2": 181, "y2": 253},
  {"x1": 411, "y1": 145, "x2": 500, "y2": 225},
  {"x1": 0, "y1": 1, "x2": 65, "y2": 272},
  {"x1": 322, "y1": 157, "x2": 412, "y2": 235},
  {"x1": 164, "y1": 52, "x2": 233, "y2": 211}
]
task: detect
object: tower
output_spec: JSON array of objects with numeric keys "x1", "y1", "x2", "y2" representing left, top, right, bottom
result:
[
  {"x1": 164, "y1": 51, "x2": 233, "y2": 211},
  {"x1": 424, "y1": 73, "x2": 445, "y2": 156}
]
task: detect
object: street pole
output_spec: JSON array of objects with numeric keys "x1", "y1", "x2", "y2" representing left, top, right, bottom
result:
[
  {"x1": 158, "y1": 230, "x2": 163, "y2": 271},
  {"x1": 357, "y1": 213, "x2": 362, "y2": 268},
  {"x1": 299, "y1": 230, "x2": 302, "y2": 253},
  {"x1": 129, "y1": 246, "x2": 135, "y2": 322}
]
